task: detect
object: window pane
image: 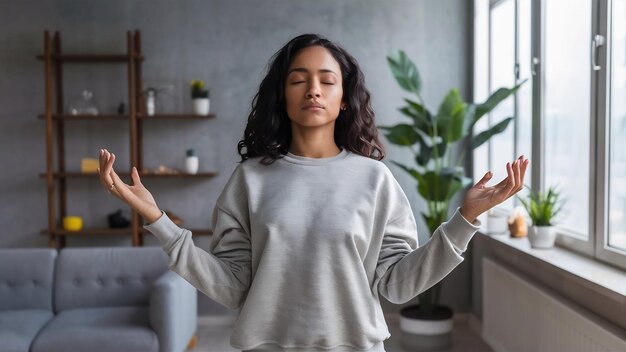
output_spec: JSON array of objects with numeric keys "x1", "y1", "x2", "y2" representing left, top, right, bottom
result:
[
  {"x1": 489, "y1": 0, "x2": 516, "y2": 209},
  {"x1": 544, "y1": 0, "x2": 591, "y2": 238},
  {"x1": 517, "y1": 0, "x2": 533, "y2": 202},
  {"x1": 473, "y1": 0, "x2": 490, "y2": 178},
  {"x1": 608, "y1": 0, "x2": 626, "y2": 251}
]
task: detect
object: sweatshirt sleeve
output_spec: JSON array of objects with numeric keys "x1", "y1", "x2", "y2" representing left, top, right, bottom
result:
[
  {"x1": 374, "y1": 172, "x2": 481, "y2": 305},
  {"x1": 142, "y1": 165, "x2": 252, "y2": 310}
]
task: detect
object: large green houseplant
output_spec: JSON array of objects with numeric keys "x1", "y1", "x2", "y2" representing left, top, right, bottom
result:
[{"x1": 378, "y1": 49, "x2": 525, "y2": 329}]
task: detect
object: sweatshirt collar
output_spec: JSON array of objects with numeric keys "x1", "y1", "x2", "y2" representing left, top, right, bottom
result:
[{"x1": 281, "y1": 148, "x2": 349, "y2": 165}]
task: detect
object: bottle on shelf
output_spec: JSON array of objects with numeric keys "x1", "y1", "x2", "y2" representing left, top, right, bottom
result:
[{"x1": 185, "y1": 149, "x2": 199, "y2": 174}]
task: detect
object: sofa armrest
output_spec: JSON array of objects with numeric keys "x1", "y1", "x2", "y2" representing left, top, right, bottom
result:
[{"x1": 149, "y1": 270, "x2": 197, "y2": 352}]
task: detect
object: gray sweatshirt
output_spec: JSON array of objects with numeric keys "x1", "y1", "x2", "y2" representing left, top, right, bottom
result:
[{"x1": 143, "y1": 148, "x2": 481, "y2": 352}]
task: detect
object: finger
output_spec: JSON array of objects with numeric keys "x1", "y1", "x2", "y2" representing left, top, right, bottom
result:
[
  {"x1": 131, "y1": 166, "x2": 142, "y2": 186},
  {"x1": 98, "y1": 149, "x2": 107, "y2": 187},
  {"x1": 475, "y1": 171, "x2": 493, "y2": 188},
  {"x1": 514, "y1": 158, "x2": 521, "y2": 193},
  {"x1": 109, "y1": 167, "x2": 129, "y2": 199},
  {"x1": 103, "y1": 151, "x2": 115, "y2": 187},
  {"x1": 505, "y1": 159, "x2": 520, "y2": 200},
  {"x1": 503, "y1": 162, "x2": 515, "y2": 198},
  {"x1": 519, "y1": 158, "x2": 529, "y2": 191}
]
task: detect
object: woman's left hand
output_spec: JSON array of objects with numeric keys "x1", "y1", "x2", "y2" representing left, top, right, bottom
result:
[{"x1": 459, "y1": 155, "x2": 530, "y2": 223}]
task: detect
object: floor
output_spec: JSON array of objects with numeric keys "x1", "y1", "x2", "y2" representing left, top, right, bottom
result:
[{"x1": 195, "y1": 313, "x2": 494, "y2": 352}]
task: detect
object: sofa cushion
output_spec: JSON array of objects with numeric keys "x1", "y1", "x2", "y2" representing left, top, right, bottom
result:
[
  {"x1": 0, "y1": 309, "x2": 54, "y2": 352},
  {"x1": 0, "y1": 249, "x2": 57, "y2": 311},
  {"x1": 54, "y1": 247, "x2": 168, "y2": 311},
  {"x1": 31, "y1": 306, "x2": 158, "y2": 352}
]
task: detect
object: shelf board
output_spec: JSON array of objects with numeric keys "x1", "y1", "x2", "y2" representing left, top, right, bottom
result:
[
  {"x1": 38, "y1": 114, "x2": 129, "y2": 120},
  {"x1": 37, "y1": 113, "x2": 216, "y2": 120},
  {"x1": 41, "y1": 228, "x2": 212, "y2": 236},
  {"x1": 36, "y1": 53, "x2": 144, "y2": 63},
  {"x1": 138, "y1": 113, "x2": 216, "y2": 120},
  {"x1": 39, "y1": 171, "x2": 218, "y2": 179}
]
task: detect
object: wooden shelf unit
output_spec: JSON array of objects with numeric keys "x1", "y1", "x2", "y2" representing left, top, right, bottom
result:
[{"x1": 40, "y1": 30, "x2": 217, "y2": 248}]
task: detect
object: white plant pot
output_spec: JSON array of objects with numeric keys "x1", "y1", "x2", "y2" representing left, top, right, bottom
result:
[
  {"x1": 399, "y1": 305, "x2": 454, "y2": 335},
  {"x1": 399, "y1": 305, "x2": 454, "y2": 351},
  {"x1": 192, "y1": 98, "x2": 210, "y2": 115},
  {"x1": 528, "y1": 225, "x2": 556, "y2": 249}
]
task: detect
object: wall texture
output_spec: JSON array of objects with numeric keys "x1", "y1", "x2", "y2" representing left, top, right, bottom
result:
[{"x1": 0, "y1": 0, "x2": 474, "y2": 316}]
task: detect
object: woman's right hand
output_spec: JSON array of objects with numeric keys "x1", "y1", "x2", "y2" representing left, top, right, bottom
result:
[{"x1": 98, "y1": 149, "x2": 163, "y2": 224}]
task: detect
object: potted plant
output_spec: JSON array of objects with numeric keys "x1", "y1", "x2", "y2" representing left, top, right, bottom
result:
[
  {"x1": 517, "y1": 185, "x2": 565, "y2": 249},
  {"x1": 190, "y1": 80, "x2": 210, "y2": 115},
  {"x1": 378, "y1": 49, "x2": 526, "y2": 340}
]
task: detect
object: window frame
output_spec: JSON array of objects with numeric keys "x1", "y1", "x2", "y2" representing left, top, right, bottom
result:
[{"x1": 475, "y1": 0, "x2": 626, "y2": 270}]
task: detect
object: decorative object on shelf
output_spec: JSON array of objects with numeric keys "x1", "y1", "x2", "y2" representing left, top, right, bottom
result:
[
  {"x1": 68, "y1": 90, "x2": 99, "y2": 115},
  {"x1": 185, "y1": 149, "x2": 199, "y2": 174},
  {"x1": 144, "y1": 87, "x2": 157, "y2": 116},
  {"x1": 164, "y1": 210, "x2": 183, "y2": 226},
  {"x1": 107, "y1": 209, "x2": 131, "y2": 228},
  {"x1": 190, "y1": 80, "x2": 210, "y2": 115},
  {"x1": 39, "y1": 30, "x2": 217, "y2": 248},
  {"x1": 507, "y1": 206, "x2": 528, "y2": 238},
  {"x1": 80, "y1": 158, "x2": 99, "y2": 173},
  {"x1": 379, "y1": 48, "x2": 525, "y2": 343},
  {"x1": 517, "y1": 185, "x2": 565, "y2": 249},
  {"x1": 62, "y1": 216, "x2": 83, "y2": 231},
  {"x1": 143, "y1": 165, "x2": 182, "y2": 175},
  {"x1": 141, "y1": 84, "x2": 175, "y2": 116}
]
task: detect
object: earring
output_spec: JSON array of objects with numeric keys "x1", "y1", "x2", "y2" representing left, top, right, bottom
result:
[{"x1": 341, "y1": 106, "x2": 347, "y2": 111}]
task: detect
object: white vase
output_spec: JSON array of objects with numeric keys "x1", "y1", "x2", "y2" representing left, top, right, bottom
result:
[
  {"x1": 192, "y1": 98, "x2": 210, "y2": 115},
  {"x1": 528, "y1": 225, "x2": 556, "y2": 249}
]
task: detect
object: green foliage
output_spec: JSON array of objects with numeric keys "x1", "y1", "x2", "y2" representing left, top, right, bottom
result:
[
  {"x1": 380, "y1": 49, "x2": 526, "y2": 314},
  {"x1": 380, "y1": 49, "x2": 525, "y2": 234},
  {"x1": 190, "y1": 80, "x2": 209, "y2": 98},
  {"x1": 517, "y1": 185, "x2": 565, "y2": 226}
]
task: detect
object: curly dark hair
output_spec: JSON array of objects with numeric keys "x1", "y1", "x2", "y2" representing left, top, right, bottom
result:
[{"x1": 237, "y1": 33, "x2": 385, "y2": 165}]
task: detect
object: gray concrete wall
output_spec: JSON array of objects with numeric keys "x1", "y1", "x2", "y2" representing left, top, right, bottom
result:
[{"x1": 0, "y1": 0, "x2": 474, "y2": 316}]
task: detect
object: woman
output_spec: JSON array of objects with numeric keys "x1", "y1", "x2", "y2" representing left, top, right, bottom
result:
[{"x1": 98, "y1": 34, "x2": 528, "y2": 352}]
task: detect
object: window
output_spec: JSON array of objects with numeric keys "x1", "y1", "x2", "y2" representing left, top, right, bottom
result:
[
  {"x1": 474, "y1": 0, "x2": 626, "y2": 269},
  {"x1": 544, "y1": 0, "x2": 592, "y2": 239},
  {"x1": 607, "y1": 0, "x2": 626, "y2": 253},
  {"x1": 489, "y1": 0, "x2": 516, "y2": 210}
]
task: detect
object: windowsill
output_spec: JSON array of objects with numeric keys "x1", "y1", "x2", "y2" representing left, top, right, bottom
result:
[{"x1": 477, "y1": 230, "x2": 626, "y2": 300}]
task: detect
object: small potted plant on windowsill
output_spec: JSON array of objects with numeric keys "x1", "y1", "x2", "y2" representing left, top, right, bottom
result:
[
  {"x1": 517, "y1": 184, "x2": 565, "y2": 249},
  {"x1": 190, "y1": 80, "x2": 210, "y2": 115}
]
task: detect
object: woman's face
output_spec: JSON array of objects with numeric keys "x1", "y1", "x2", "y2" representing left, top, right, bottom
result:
[{"x1": 284, "y1": 46, "x2": 345, "y2": 128}]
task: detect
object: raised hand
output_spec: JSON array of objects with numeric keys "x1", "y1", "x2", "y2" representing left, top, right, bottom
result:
[
  {"x1": 98, "y1": 149, "x2": 163, "y2": 223},
  {"x1": 459, "y1": 155, "x2": 530, "y2": 223}
]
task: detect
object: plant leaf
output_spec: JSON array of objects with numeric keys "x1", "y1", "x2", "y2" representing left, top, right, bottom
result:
[
  {"x1": 435, "y1": 89, "x2": 464, "y2": 143},
  {"x1": 387, "y1": 49, "x2": 422, "y2": 95},
  {"x1": 470, "y1": 117, "x2": 513, "y2": 149},
  {"x1": 379, "y1": 124, "x2": 421, "y2": 146},
  {"x1": 470, "y1": 79, "x2": 527, "y2": 130}
]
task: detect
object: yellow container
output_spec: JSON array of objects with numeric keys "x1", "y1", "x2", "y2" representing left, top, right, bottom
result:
[{"x1": 62, "y1": 216, "x2": 83, "y2": 231}]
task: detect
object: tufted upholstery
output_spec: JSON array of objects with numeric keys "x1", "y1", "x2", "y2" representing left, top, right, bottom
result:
[
  {"x1": 54, "y1": 247, "x2": 168, "y2": 311},
  {"x1": 0, "y1": 249, "x2": 57, "y2": 311},
  {"x1": 0, "y1": 249, "x2": 57, "y2": 352},
  {"x1": 0, "y1": 247, "x2": 196, "y2": 352},
  {"x1": 30, "y1": 307, "x2": 159, "y2": 352}
]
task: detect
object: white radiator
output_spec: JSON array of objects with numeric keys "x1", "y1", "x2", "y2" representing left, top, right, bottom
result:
[{"x1": 482, "y1": 257, "x2": 626, "y2": 352}]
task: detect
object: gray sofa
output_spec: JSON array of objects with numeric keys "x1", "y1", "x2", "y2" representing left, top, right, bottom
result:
[{"x1": 0, "y1": 247, "x2": 197, "y2": 352}]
